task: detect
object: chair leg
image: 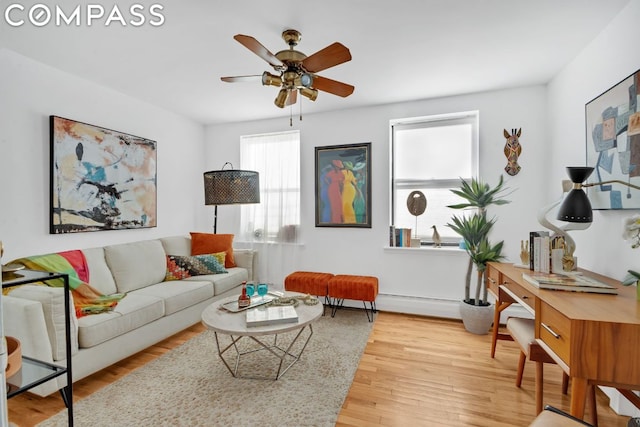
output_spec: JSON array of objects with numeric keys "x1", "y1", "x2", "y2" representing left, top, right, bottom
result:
[
  {"x1": 535, "y1": 361, "x2": 544, "y2": 414},
  {"x1": 562, "y1": 372, "x2": 569, "y2": 395},
  {"x1": 588, "y1": 384, "x2": 598, "y2": 427},
  {"x1": 516, "y1": 351, "x2": 526, "y2": 388}
]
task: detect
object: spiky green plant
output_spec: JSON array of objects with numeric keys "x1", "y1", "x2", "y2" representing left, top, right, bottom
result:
[{"x1": 447, "y1": 176, "x2": 509, "y2": 306}]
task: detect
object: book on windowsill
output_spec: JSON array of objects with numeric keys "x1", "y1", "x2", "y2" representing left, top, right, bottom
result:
[
  {"x1": 246, "y1": 305, "x2": 299, "y2": 327},
  {"x1": 521, "y1": 272, "x2": 618, "y2": 295}
]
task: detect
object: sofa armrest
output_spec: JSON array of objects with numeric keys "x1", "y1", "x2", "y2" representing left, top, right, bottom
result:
[
  {"x1": 2, "y1": 295, "x2": 55, "y2": 364},
  {"x1": 233, "y1": 249, "x2": 257, "y2": 282},
  {"x1": 5, "y1": 285, "x2": 79, "y2": 361}
]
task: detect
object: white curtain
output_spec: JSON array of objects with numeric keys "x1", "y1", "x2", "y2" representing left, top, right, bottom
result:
[{"x1": 240, "y1": 131, "x2": 300, "y2": 288}]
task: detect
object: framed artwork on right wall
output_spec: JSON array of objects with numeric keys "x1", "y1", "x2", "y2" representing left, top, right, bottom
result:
[{"x1": 585, "y1": 68, "x2": 640, "y2": 209}]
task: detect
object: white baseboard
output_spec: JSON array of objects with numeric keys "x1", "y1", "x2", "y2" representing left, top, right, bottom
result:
[{"x1": 374, "y1": 293, "x2": 531, "y2": 324}]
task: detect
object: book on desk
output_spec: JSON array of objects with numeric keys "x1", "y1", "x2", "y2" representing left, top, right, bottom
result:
[
  {"x1": 246, "y1": 305, "x2": 299, "y2": 327},
  {"x1": 522, "y1": 272, "x2": 618, "y2": 295}
]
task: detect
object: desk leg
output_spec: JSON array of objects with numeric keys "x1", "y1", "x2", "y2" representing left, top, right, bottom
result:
[
  {"x1": 535, "y1": 360, "x2": 544, "y2": 414},
  {"x1": 491, "y1": 300, "x2": 512, "y2": 358},
  {"x1": 570, "y1": 376, "x2": 588, "y2": 420}
]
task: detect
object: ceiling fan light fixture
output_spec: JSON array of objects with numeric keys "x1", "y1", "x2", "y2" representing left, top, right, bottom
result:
[
  {"x1": 261, "y1": 71, "x2": 281, "y2": 87},
  {"x1": 300, "y1": 73, "x2": 314, "y2": 88},
  {"x1": 300, "y1": 87, "x2": 318, "y2": 101},
  {"x1": 274, "y1": 88, "x2": 289, "y2": 108}
]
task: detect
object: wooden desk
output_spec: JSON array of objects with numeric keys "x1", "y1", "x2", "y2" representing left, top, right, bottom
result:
[{"x1": 487, "y1": 262, "x2": 640, "y2": 420}]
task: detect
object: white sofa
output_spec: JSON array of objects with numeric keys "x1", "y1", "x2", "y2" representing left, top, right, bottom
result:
[{"x1": 2, "y1": 235, "x2": 255, "y2": 396}]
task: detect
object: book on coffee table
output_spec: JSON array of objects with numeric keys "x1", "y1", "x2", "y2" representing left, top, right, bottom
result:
[{"x1": 246, "y1": 305, "x2": 299, "y2": 327}]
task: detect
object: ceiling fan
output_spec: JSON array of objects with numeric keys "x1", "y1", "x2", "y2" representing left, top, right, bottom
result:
[{"x1": 221, "y1": 29, "x2": 354, "y2": 109}]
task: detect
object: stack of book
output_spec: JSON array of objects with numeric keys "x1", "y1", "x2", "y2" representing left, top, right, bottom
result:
[
  {"x1": 389, "y1": 226, "x2": 413, "y2": 247},
  {"x1": 246, "y1": 305, "x2": 299, "y2": 327},
  {"x1": 522, "y1": 272, "x2": 618, "y2": 294},
  {"x1": 529, "y1": 231, "x2": 550, "y2": 272}
]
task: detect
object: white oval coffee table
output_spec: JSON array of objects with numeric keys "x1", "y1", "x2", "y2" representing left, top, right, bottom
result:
[{"x1": 201, "y1": 292, "x2": 323, "y2": 380}]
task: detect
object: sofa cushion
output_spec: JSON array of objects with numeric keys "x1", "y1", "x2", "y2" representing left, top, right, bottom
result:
[
  {"x1": 8, "y1": 285, "x2": 79, "y2": 361},
  {"x1": 132, "y1": 280, "x2": 214, "y2": 315},
  {"x1": 82, "y1": 247, "x2": 117, "y2": 295},
  {"x1": 159, "y1": 236, "x2": 191, "y2": 257},
  {"x1": 165, "y1": 254, "x2": 227, "y2": 281},
  {"x1": 104, "y1": 239, "x2": 167, "y2": 293},
  {"x1": 190, "y1": 232, "x2": 236, "y2": 267},
  {"x1": 184, "y1": 267, "x2": 248, "y2": 295},
  {"x1": 77, "y1": 293, "x2": 164, "y2": 348}
]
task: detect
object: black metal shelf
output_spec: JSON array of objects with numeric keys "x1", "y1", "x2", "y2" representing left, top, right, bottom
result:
[{"x1": 3, "y1": 269, "x2": 73, "y2": 425}]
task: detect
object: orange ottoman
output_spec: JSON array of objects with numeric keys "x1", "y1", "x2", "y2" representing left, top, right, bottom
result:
[
  {"x1": 284, "y1": 271, "x2": 334, "y2": 309},
  {"x1": 328, "y1": 274, "x2": 378, "y2": 322}
]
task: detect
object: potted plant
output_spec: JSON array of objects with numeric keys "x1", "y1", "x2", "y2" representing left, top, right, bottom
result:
[{"x1": 447, "y1": 175, "x2": 509, "y2": 334}]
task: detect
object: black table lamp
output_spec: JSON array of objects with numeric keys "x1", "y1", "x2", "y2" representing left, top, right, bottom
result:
[
  {"x1": 203, "y1": 162, "x2": 260, "y2": 233},
  {"x1": 557, "y1": 166, "x2": 640, "y2": 224}
]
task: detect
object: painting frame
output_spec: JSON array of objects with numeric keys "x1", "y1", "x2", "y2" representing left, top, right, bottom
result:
[
  {"x1": 315, "y1": 142, "x2": 371, "y2": 228},
  {"x1": 50, "y1": 115, "x2": 157, "y2": 234},
  {"x1": 585, "y1": 68, "x2": 640, "y2": 210}
]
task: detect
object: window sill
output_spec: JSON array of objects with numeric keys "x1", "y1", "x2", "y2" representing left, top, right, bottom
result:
[
  {"x1": 384, "y1": 245, "x2": 466, "y2": 254},
  {"x1": 236, "y1": 240, "x2": 305, "y2": 247}
]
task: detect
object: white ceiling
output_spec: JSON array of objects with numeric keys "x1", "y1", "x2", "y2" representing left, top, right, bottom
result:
[{"x1": 1, "y1": 0, "x2": 631, "y2": 125}]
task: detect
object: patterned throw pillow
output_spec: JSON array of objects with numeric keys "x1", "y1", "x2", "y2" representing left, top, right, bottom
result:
[{"x1": 165, "y1": 254, "x2": 228, "y2": 281}]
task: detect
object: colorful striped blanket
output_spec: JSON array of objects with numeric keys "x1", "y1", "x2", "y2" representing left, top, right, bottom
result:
[{"x1": 8, "y1": 250, "x2": 125, "y2": 318}]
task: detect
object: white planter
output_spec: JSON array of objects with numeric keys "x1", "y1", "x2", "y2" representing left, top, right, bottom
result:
[{"x1": 459, "y1": 300, "x2": 493, "y2": 335}]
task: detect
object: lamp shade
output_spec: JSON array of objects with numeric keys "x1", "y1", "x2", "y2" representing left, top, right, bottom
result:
[
  {"x1": 203, "y1": 169, "x2": 260, "y2": 206},
  {"x1": 556, "y1": 167, "x2": 593, "y2": 223}
]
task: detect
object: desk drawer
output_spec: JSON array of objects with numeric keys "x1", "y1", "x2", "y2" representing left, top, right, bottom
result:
[
  {"x1": 486, "y1": 265, "x2": 501, "y2": 295},
  {"x1": 501, "y1": 278, "x2": 535, "y2": 312},
  {"x1": 539, "y1": 302, "x2": 571, "y2": 365}
]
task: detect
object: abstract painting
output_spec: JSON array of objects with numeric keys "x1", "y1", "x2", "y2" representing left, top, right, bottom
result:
[
  {"x1": 586, "y1": 69, "x2": 640, "y2": 209},
  {"x1": 315, "y1": 142, "x2": 371, "y2": 228},
  {"x1": 50, "y1": 116, "x2": 157, "y2": 234}
]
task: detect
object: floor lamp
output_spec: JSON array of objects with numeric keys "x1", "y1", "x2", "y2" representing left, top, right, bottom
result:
[{"x1": 203, "y1": 162, "x2": 260, "y2": 233}]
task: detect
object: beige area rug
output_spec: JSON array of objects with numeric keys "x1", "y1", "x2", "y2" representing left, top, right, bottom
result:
[{"x1": 39, "y1": 308, "x2": 373, "y2": 427}]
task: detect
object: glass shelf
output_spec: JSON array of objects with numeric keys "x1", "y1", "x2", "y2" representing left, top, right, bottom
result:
[
  {"x1": 2, "y1": 269, "x2": 73, "y2": 425},
  {"x1": 6, "y1": 356, "x2": 65, "y2": 398}
]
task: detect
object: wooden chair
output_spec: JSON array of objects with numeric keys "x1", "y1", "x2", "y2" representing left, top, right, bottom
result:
[{"x1": 506, "y1": 317, "x2": 598, "y2": 426}]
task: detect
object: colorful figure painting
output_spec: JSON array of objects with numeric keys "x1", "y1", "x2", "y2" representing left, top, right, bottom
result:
[
  {"x1": 50, "y1": 116, "x2": 157, "y2": 233},
  {"x1": 315, "y1": 142, "x2": 371, "y2": 228},
  {"x1": 586, "y1": 69, "x2": 640, "y2": 209}
]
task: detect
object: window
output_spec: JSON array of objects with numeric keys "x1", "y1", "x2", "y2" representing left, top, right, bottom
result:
[
  {"x1": 240, "y1": 130, "x2": 300, "y2": 243},
  {"x1": 390, "y1": 111, "x2": 479, "y2": 244}
]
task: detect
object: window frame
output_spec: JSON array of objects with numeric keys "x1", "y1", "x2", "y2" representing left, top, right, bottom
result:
[
  {"x1": 389, "y1": 111, "x2": 479, "y2": 245},
  {"x1": 239, "y1": 130, "x2": 301, "y2": 243}
]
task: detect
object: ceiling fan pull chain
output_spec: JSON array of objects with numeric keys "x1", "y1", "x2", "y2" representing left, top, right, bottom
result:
[
  {"x1": 289, "y1": 104, "x2": 293, "y2": 127},
  {"x1": 299, "y1": 97, "x2": 303, "y2": 122}
]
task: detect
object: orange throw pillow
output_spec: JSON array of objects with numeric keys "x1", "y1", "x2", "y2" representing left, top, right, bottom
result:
[{"x1": 190, "y1": 232, "x2": 236, "y2": 268}]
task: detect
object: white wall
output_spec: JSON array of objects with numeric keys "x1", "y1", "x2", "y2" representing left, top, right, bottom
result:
[
  {"x1": 547, "y1": 1, "x2": 640, "y2": 416},
  {"x1": 0, "y1": 49, "x2": 205, "y2": 259},
  {"x1": 205, "y1": 85, "x2": 549, "y2": 317},
  {"x1": 548, "y1": 1, "x2": 640, "y2": 282}
]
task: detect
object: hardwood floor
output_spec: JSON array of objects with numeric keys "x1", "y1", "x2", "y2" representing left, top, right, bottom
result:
[{"x1": 8, "y1": 312, "x2": 631, "y2": 426}]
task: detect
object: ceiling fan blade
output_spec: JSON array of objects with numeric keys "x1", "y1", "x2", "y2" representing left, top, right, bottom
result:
[
  {"x1": 286, "y1": 89, "x2": 298, "y2": 106},
  {"x1": 234, "y1": 34, "x2": 283, "y2": 68},
  {"x1": 220, "y1": 75, "x2": 262, "y2": 83},
  {"x1": 302, "y1": 42, "x2": 351, "y2": 73},
  {"x1": 312, "y1": 75, "x2": 355, "y2": 97}
]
